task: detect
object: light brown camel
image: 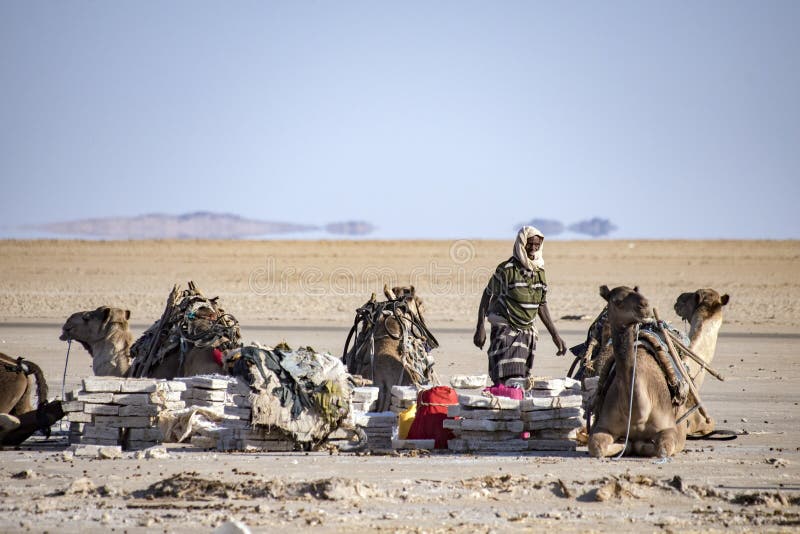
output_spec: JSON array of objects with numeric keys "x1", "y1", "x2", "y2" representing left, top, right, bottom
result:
[
  {"x1": 588, "y1": 285, "x2": 687, "y2": 458},
  {"x1": 347, "y1": 286, "x2": 438, "y2": 412},
  {"x1": 0, "y1": 352, "x2": 48, "y2": 416},
  {"x1": 60, "y1": 306, "x2": 223, "y2": 379},
  {"x1": 0, "y1": 352, "x2": 64, "y2": 446},
  {"x1": 674, "y1": 288, "x2": 729, "y2": 436}
]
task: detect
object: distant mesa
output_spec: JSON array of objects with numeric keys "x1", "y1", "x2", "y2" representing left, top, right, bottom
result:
[
  {"x1": 324, "y1": 221, "x2": 375, "y2": 236},
  {"x1": 28, "y1": 212, "x2": 375, "y2": 239},
  {"x1": 516, "y1": 217, "x2": 617, "y2": 238},
  {"x1": 568, "y1": 217, "x2": 618, "y2": 238},
  {"x1": 517, "y1": 219, "x2": 565, "y2": 236}
]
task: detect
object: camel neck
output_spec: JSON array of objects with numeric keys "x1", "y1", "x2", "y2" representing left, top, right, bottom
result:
[
  {"x1": 687, "y1": 311, "x2": 723, "y2": 383},
  {"x1": 91, "y1": 335, "x2": 131, "y2": 377},
  {"x1": 611, "y1": 322, "x2": 639, "y2": 376}
]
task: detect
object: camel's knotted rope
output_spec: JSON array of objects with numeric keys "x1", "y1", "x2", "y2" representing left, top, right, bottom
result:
[{"x1": 614, "y1": 323, "x2": 640, "y2": 460}]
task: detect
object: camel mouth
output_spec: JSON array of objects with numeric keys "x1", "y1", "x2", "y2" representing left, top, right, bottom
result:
[{"x1": 59, "y1": 327, "x2": 72, "y2": 342}]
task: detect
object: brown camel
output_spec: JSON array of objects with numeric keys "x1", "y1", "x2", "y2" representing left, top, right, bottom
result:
[
  {"x1": 347, "y1": 286, "x2": 438, "y2": 412},
  {"x1": 0, "y1": 352, "x2": 64, "y2": 446},
  {"x1": 588, "y1": 285, "x2": 687, "y2": 458},
  {"x1": 674, "y1": 288, "x2": 729, "y2": 436},
  {"x1": 60, "y1": 306, "x2": 223, "y2": 378},
  {"x1": 0, "y1": 352, "x2": 48, "y2": 416}
]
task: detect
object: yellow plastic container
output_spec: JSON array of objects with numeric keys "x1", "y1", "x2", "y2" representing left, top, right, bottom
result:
[{"x1": 397, "y1": 403, "x2": 417, "y2": 439}]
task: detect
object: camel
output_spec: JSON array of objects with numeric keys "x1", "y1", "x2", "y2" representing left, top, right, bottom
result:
[
  {"x1": 346, "y1": 286, "x2": 438, "y2": 412},
  {"x1": 588, "y1": 285, "x2": 687, "y2": 458},
  {"x1": 674, "y1": 288, "x2": 729, "y2": 436},
  {"x1": 60, "y1": 306, "x2": 223, "y2": 379},
  {"x1": 0, "y1": 352, "x2": 64, "y2": 446}
]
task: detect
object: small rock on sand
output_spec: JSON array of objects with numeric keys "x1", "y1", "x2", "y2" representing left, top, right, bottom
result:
[{"x1": 214, "y1": 520, "x2": 252, "y2": 534}]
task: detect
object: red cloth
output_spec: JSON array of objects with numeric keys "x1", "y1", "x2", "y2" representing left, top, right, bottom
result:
[
  {"x1": 407, "y1": 386, "x2": 459, "y2": 448},
  {"x1": 483, "y1": 383, "x2": 524, "y2": 400},
  {"x1": 212, "y1": 348, "x2": 224, "y2": 366}
]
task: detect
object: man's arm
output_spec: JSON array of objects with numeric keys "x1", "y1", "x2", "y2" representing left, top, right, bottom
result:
[
  {"x1": 538, "y1": 302, "x2": 567, "y2": 355},
  {"x1": 474, "y1": 289, "x2": 491, "y2": 349}
]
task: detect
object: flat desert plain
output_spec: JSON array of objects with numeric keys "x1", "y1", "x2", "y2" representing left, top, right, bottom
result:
[{"x1": 0, "y1": 239, "x2": 798, "y2": 533}]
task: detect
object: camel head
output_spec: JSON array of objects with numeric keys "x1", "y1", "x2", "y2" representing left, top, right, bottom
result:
[
  {"x1": 60, "y1": 306, "x2": 133, "y2": 376},
  {"x1": 599, "y1": 285, "x2": 652, "y2": 329},
  {"x1": 674, "y1": 289, "x2": 729, "y2": 322},
  {"x1": 385, "y1": 285, "x2": 425, "y2": 316},
  {"x1": 60, "y1": 306, "x2": 131, "y2": 349}
]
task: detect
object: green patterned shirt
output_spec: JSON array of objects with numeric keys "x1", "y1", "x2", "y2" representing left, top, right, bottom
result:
[{"x1": 485, "y1": 257, "x2": 548, "y2": 331}]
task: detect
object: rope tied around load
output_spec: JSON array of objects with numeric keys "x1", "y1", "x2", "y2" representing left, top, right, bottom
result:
[{"x1": 343, "y1": 290, "x2": 439, "y2": 388}]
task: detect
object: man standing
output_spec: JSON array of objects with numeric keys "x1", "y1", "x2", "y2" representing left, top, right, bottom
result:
[{"x1": 474, "y1": 226, "x2": 567, "y2": 385}]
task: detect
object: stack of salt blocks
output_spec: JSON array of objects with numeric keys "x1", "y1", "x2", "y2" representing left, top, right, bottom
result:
[
  {"x1": 389, "y1": 385, "x2": 418, "y2": 414},
  {"x1": 446, "y1": 377, "x2": 584, "y2": 452},
  {"x1": 343, "y1": 386, "x2": 396, "y2": 450},
  {"x1": 176, "y1": 375, "x2": 298, "y2": 452},
  {"x1": 62, "y1": 377, "x2": 186, "y2": 450}
]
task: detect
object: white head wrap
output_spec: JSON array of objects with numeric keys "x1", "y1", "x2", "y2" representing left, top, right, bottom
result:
[{"x1": 513, "y1": 226, "x2": 545, "y2": 271}]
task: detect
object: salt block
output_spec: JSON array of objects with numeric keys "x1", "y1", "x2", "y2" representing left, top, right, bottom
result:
[
  {"x1": 450, "y1": 406, "x2": 521, "y2": 420},
  {"x1": 242, "y1": 440, "x2": 294, "y2": 452},
  {"x1": 164, "y1": 381, "x2": 188, "y2": 392},
  {"x1": 447, "y1": 438, "x2": 529, "y2": 452},
  {"x1": 354, "y1": 412, "x2": 397, "y2": 428},
  {"x1": 391, "y1": 439, "x2": 435, "y2": 449},
  {"x1": 111, "y1": 393, "x2": 151, "y2": 406},
  {"x1": 523, "y1": 417, "x2": 585, "y2": 431},
  {"x1": 61, "y1": 401, "x2": 85, "y2": 413},
  {"x1": 531, "y1": 378, "x2": 565, "y2": 391},
  {"x1": 127, "y1": 440, "x2": 161, "y2": 451},
  {"x1": 352, "y1": 387, "x2": 380, "y2": 402},
  {"x1": 83, "y1": 404, "x2": 120, "y2": 416},
  {"x1": 76, "y1": 392, "x2": 114, "y2": 404},
  {"x1": 67, "y1": 412, "x2": 93, "y2": 423},
  {"x1": 127, "y1": 428, "x2": 163, "y2": 442},
  {"x1": 521, "y1": 407, "x2": 584, "y2": 422},
  {"x1": 564, "y1": 377, "x2": 581, "y2": 390},
  {"x1": 443, "y1": 419, "x2": 525, "y2": 433},
  {"x1": 79, "y1": 437, "x2": 119, "y2": 446},
  {"x1": 98, "y1": 446, "x2": 123, "y2": 459},
  {"x1": 82, "y1": 425, "x2": 121, "y2": 440},
  {"x1": 224, "y1": 406, "x2": 252, "y2": 419},
  {"x1": 119, "y1": 404, "x2": 161, "y2": 417},
  {"x1": 391, "y1": 386, "x2": 418, "y2": 401},
  {"x1": 190, "y1": 376, "x2": 231, "y2": 390},
  {"x1": 458, "y1": 394, "x2": 520, "y2": 410},
  {"x1": 82, "y1": 377, "x2": 123, "y2": 393},
  {"x1": 118, "y1": 379, "x2": 160, "y2": 393},
  {"x1": 92, "y1": 415, "x2": 153, "y2": 428},
  {"x1": 449, "y1": 375, "x2": 490, "y2": 389},
  {"x1": 527, "y1": 388, "x2": 566, "y2": 398},
  {"x1": 190, "y1": 389, "x2": 228, "y2": 402},
  {"x1": 458, "y1": 430, "x2": 522, "y2": 441},
  {"x1": 527, "y1": 439, "x2": 577, "y2": 451},
  {"x1": 71, "y1": 444, "x2": 102, "y2": 457},
  {"x1": 534, "y1": 428, "x2": 579, "y2": 440},
  {"x1": 520, "y1": 395, "x2": 583, "y2": 411}
]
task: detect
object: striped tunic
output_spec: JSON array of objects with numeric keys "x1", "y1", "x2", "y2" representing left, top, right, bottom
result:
[{"x1": 484, "y1": 258, "x2": 548, "y2": 383}]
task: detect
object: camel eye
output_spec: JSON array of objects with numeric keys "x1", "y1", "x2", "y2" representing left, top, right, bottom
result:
[{"x1": 82, "y1": 313, "x2": 90, "y2": 322}]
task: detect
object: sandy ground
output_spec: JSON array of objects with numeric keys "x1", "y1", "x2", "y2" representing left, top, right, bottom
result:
[{"x1": 0, "y1": 239, "x2": 799, "y2": 533}]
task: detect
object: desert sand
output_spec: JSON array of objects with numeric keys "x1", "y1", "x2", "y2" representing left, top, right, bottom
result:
[{"x1": 0, "y1": 239, "x2": 798, "y2": 533}]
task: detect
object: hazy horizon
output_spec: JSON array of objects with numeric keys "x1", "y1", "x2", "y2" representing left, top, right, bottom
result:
[{"x1": 2, "y1": 2, "x2": 799, "y2": 240}]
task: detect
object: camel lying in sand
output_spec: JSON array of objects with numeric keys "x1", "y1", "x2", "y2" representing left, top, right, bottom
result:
[
  {"x1": 0, "y1": 352, "x2": 64, "y2": 445},
  {"x1": 60, "y1": 306, "x2": 223, "y2": 379},
  {"x1": 588, "y1": 285, "x2": 687, "y2": 458},
  {"x1": 346, "y1": 286, "x2": 438, "y2": 412},
  {"x1": 674, "y1": 288, "x2": 729, "y2": 436}
]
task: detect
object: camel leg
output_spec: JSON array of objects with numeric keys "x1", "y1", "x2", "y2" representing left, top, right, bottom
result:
[
  {"x1": 632, "y1": 428, "x2": 681, "y2": 458},
  {"x1": 588, "y1": 428, "x2": 625, "y2": 458},
  {"x1": 687, "y1": 411, "x2": 715, "y2": 437}
]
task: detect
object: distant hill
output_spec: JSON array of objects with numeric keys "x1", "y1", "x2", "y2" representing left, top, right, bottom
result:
[
  {"x1": 516, "y1": 217, "x2": 617, "y2": 238},
  {"x1": 28, "y1": 212, "x2": 375, "y2": 239}
]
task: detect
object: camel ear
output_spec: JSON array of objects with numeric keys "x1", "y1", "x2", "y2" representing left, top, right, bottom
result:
[
  {"x1": 695, "y1": 291, "x2": 703, "y2": 305},
  {"x1": 633, "y1": 286, "x2": 639, "y2": 293},
  {"x1": 384, "y1": 285, "x2": 397, "y2": 300},
  {"x1": 408, "y1": 285, "x2": 415, "y2": 295},
  {"x1": 599, "y1": 285, "x2": 611, "y2": 301},
  {"x1": 102, "y1": 308, "x2": 129, "y2": 327},
  {"x1": 720, "y1": 294, "x2": 730, "y2": 306}
]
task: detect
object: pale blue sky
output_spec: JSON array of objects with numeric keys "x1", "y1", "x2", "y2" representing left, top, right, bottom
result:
[{"x1": 1, "y1": 1, "x2": 798, "y2": 239}]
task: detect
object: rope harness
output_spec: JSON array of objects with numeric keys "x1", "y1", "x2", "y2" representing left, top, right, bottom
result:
[{"x1": 343, "y1": 295, "x2": 439, "y2": 388}]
